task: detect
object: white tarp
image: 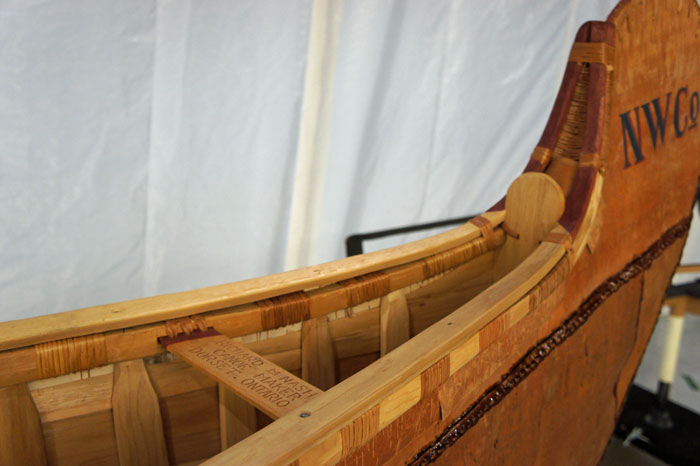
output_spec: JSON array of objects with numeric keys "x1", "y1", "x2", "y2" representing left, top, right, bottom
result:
[
  {"x1": 1, "y1": 0, "x2": 698, "y2": 322},
  {"x1": 1, "y1": 0, "x2": 312, "y2": 320}
]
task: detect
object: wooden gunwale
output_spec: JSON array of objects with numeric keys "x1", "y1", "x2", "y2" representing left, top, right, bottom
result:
[
  {"x1": 0, "y1": 17, "x2": 612, "y2": 466},
  {"x1": 206, "y1": 20, "x2": 612, "y2": 465},
  {"x1": 0, "y1": 226, "x2": 504, "y2": 388},
  {"x1": 0, "y1": 211, "x2": 505, "y2": 353},
  {"x1": 205, "y1": 237, "x2": 569, "y2": 465}
]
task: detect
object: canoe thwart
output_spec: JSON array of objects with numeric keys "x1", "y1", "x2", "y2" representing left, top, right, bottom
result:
[{"x1": 161, "y1": 329, "x2": 323, "y2": 419}]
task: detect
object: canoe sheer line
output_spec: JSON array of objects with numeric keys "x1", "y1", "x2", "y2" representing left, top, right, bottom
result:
[
  {"x1": 0, "y1": 211, "x2": 507, "y2": 353},
  {"x1": 206, "y1": 238, "x2": 569, "y2": 465},
  {"x1": 6, "y1": 227, "x2": 504, "y2": 384},
  {"x1": 1, "y1": 29, "x2": 610, "y2": 354},
  {"x1": 410, "y1": 216, "x2": 692, "y2": 465}
]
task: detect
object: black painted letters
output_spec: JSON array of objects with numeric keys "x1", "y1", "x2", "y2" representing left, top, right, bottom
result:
[{"x1": 622, "y1": 86, "x2": 696, "y2": 168}]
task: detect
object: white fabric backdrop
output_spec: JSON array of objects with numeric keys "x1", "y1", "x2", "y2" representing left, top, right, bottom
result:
[{"x1": 1, "y1": 0, "x2": 698, "y2": 322}]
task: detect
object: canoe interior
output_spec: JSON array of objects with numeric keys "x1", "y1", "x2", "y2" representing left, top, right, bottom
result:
[{"x1": 15, "y1": 244, "x2": 500, "y2": 465}]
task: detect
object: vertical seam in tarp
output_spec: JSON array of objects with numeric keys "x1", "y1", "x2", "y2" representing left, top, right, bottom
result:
[{"x1": 284, "y1": 0, "x2": 344, "y2": 271}]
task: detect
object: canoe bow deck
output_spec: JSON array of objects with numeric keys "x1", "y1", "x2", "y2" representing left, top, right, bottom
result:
[{"x1": 2, "y1": 1, "x2": 700, "y2": 465}]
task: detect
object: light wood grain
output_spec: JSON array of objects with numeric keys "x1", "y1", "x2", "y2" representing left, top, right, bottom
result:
[
  {"x1": 147, "y1": 360, "x2": 216, "y2": 398},
  {"x1": 666, "y1": 295, "x2": 700, "y2": 317},
  {"x1": 675, "y1": 263, "x2": 700, "y2": 274},
  {"x1": 0, "y1": 383, "x2": 48, "y2": 466},
  {"x1": 449, "y1": 334, "x2": 480, "y2": 375},
  {"x1": 29, "y1": 358, "x2": 219, "y2": 465},
  {"x1": 378, "y1": 375, "x2": 422, "y2": 428},
  {"x1": 571, "y1": 173, "x2": 604, "y2": 262},
  {"x1": 43, "y1": 409, "x2": 119, "y2": 465},
  {"x1": 0, "y1": 347, "x2": 39, "y2": 388},
  {"x1": 505, "y1": 297, "x2": 530, "y2": 329},
  {"x1": 112, "y1": 359, "x2": 169, "y2": 466},
  {"x1": 545, "y1": 155, "x2": 578, "y2": 196},
  {"x1": 203, "y1": 239, "x2": 565, "y2": 465},
  {"x1": 218, "y1": 384, "x2": 256, "y2": 449},
  {"x1": 0, "y1": 225, "x2": 504, "y2": 390},
  {"x1": 167, "y1": 334, "x2": 322, "y2": 419},
  {"x1": 31, "y1": 373, "x2": 114, "y2": 423},
  {"x1": 407, "y1": 252, "x2": 493, "y2": 335},
  {"x1": 297, "y1": 431, "x2": 343, "y2": 466},
  {"x1": 0, "y1": 212, "x2": 505, "y2": 353},
  {"x1": 158, "y1": 384, "x2": 219, "y2": 464},
  {"x1": 379, "y1": 290, "x2": 410, "y2": 356},
  {"x1": 329, "y1": 306, "x2": 380, "y2": 359},
  {"x1": 495, "y1": 173, "x2": 565, "y2": 280},
  {"x1": 30, "y1": 372, "x2": 117, "y2": 465},
  {"x1": 302, "y1": 317, "x2": 336, "y2": 390}
]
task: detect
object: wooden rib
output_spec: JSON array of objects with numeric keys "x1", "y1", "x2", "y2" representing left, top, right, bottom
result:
[
  {"x1": 494, "y1": 173, "x2": 565, "y2": 280},
  {"x1": 0, "y1": 383, "x2": 48, "y2": 466},
  {"x1": 408, "y1": 253, "x2": 494, "y2": 336},
  {"x1": 11, "y1": 232, "x2": 563, "y2": 466},
  {"x1": 204, "y1": 238, "x2": 566, "y2": 465},
  {"x1": 219, "y1": 384, "x2": 257, "y2": 450},
  {"x1": 301, "y1": 317, "x2": 336, "y2": 390},
  {"x1": 165, "y1": 333, "x2": 322, "y2": 419},
  {"x1": 112, "y1": 359, "x2": 169, "y2": 466},
  {"x1": 0, "y1": 212, "x2": 505, "y2": 353},
  {"x1": 379, "y1": 290, "x2": 410, "y2": 356},
  {"x1": 146, "y1": 361, "x2": 219, "y2": 464}
]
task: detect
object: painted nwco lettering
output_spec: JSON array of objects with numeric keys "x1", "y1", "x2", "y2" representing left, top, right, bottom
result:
[{"x1": 620, "y1": 86, "x2": 699, "y2": 168}]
